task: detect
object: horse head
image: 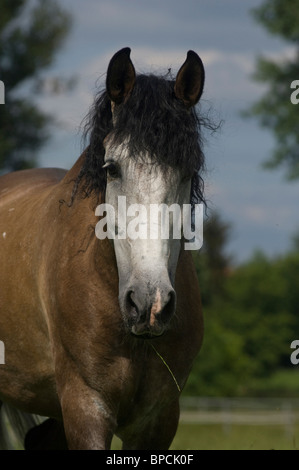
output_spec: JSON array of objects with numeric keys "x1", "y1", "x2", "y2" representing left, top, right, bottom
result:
[{"x1": 99, "y1": 48, "x2": 205, "y2": 339}]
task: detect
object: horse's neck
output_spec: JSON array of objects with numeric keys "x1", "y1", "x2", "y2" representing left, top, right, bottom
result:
[
  {"x1": 59, "y1": 148, "x2": 103, "y2": 206},
  {"x1": 61, "y1": 150, "x2": 87, "y2": 189},
  {"x1": 51, "y1": 149, "x2": 107, "y2": 254}
]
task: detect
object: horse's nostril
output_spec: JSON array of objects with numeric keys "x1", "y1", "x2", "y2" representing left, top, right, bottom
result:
[
  {"x1": 127, "y1": 290, "x2": 134, "y2": 308},
  {"x1": 126, "y1": 290, "x2": 134, "y2": 308},
  {"x1": 125, "y1": 290, "x2": 139, "y2": 318}
]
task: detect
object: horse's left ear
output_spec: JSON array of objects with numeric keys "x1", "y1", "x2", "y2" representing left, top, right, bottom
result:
[
  {"x1": 174, "y1": 51, "x2": 205, "y2": 108},
  {"x1": 106, "y1": 47, "x2": 136, "y2": 105}
]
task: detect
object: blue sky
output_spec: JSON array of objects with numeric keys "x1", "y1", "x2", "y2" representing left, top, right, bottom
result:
[{"x1": 31, "y1": 0, "x2": 299, "y2": 264}]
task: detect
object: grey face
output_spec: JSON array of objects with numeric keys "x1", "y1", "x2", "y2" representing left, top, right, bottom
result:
[{"x1": 103, "y1": 138, "x2": 191, "y2": 339}]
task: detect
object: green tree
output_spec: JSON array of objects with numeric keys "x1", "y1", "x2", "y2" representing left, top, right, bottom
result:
[
  {"x1": 186, "y1": 213, "x2": 251, "y2": 397},
  {"x1": 186, "y1": 245, "x2": 299, "y2": 397},
  {"x1": 193, "y1": 212, "x2": 232, "y2": 306},
  {"x1": 225, "y1": 252, "x2": 294, "y2": 374},
  {"x1": 247, "y1": 0, "x2": 299, "y2": 179},
  {"x1": 0, "y1": 0, "x2": 72, "y2": 171}
]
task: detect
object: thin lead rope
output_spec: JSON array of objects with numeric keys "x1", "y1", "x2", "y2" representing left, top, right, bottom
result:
[{"x1": 150, "y1": 343, "x2": 181, "y2": 393}]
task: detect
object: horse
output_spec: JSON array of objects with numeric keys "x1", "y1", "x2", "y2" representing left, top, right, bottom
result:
[{"x1": 0, "y1": 48, "x2": 205, "y2": 450}]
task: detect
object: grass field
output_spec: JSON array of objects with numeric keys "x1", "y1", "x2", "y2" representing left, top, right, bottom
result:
[
  {"x1": 112, "y1": 422, "x2": 299, "y2": 450},
  {"x1": 112, "y1": 420, "x2": 299, "y2": 450},
  {"x1": 112, "y1": 398, "x2": 299, "y2": 450},
  {"x1": 171, "y1": 422, "x2": 299, "y2": 450}
]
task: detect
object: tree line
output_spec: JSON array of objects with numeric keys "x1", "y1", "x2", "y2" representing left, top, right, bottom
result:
[{"x1": 185, "y1": 214, "x2": 299, "y2": 397}]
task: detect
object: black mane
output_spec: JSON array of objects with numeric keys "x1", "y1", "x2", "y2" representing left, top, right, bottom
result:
[{"x1": 74, "y1": 73, "x2": 209, "y2": 208}]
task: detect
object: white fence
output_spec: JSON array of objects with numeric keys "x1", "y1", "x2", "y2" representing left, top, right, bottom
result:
[{"x1": 180, "y1": 397, "x2": 299, "y2": 437}]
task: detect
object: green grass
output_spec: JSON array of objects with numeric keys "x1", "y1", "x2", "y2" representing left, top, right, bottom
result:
[
  {"x1": 171, "y1": 422, "x2": 299, "y2": 450},
  {"x1": 112, "y1": 420, "x2": 299, "y2": 450}
]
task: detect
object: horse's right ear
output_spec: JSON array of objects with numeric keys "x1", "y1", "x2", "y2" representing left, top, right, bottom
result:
[
  {"x1": 106, "y1": 47, "x2": 136, "y2": 105},
  {"x1": 174, "y1": 51, "x2": 205, "y2": 108}
]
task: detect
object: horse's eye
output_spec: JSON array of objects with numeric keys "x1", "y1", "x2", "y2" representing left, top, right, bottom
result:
[{"x1": 103, "y1": 162, "x2": 121, "y2": 179}]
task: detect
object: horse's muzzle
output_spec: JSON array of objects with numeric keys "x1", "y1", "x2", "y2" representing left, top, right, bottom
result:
[{"x1": 124, "y1": 286, "x2": 176, "y2": 339}]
